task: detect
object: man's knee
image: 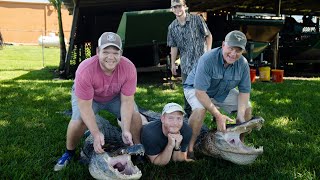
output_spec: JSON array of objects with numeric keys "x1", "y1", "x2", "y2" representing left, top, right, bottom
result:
[
  {"x1": 69, "y1": 118, "x2": 85, "y2": 126},
  {"x1": 191, "y1": 108, "x2": 206, "y2": 118},
  {"x1": 132, "y1": 111, "x2": 142, "y2": 121},
  {"x1": 67, "y1": 119, "x2": 87, "y2": 134}
]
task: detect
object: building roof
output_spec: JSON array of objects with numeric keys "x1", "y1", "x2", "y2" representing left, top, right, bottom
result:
[
  {"x1": 190, "y1": 0, "x2": 320, "y2": 15},
  {"x1": 0, "y1": 0, "x2": 49, "y2": 4},
  {"x1": 61, "y1": 0, "x2": 320, "y2": 16}
]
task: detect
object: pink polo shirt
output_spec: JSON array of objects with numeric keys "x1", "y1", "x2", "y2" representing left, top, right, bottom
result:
[{"x1": 74, "y1": 55, "x2": 137, "y2": 102}]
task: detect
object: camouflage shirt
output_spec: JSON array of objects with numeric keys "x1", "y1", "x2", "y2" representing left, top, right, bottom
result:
[{"x1": 167, "y1": 13, "x2": 211, "y2": 74}]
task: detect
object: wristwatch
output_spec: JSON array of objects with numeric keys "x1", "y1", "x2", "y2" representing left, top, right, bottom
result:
[{"x1": 174, "y1": 146, "x2": 181, "y2": 151}]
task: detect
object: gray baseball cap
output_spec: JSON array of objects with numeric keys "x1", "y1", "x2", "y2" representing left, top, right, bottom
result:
[
  {"x1": 224, "y1": 30, "x2": 247, "y2": 50},
  {"x1": 98, "y1": 32, "x2": 122, "y2": 50}
]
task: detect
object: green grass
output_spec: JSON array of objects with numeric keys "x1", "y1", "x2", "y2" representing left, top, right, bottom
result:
[{"x1": 0, "y1": 45, "x2": 320, "y2": 179}]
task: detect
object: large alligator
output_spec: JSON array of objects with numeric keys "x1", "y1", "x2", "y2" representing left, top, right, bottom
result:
[{"x1": 80, "y1": 108, "x2": 264, "y2": 179}]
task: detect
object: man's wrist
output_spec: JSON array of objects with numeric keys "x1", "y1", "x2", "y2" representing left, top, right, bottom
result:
[
  {"x1": 92, "y1": 131, "x2": 100, "y2": 139},
  {"x1": 212, "y1": 110, "x2": 221, "y2": 118},
  {"x1": 174, "y1": 146, "x2": 181, "y2": 151}
]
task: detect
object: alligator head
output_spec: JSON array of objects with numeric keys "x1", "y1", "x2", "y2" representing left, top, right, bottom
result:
[
  {"x1": 80, "y1": 115, "x2": 144, "y2": 179},
  {"x1": 88, "y1": 144, "x2": 144, "y2": 180},
  {"x1": 195, "y1": 116, "x2": 264, "y2": 165}
]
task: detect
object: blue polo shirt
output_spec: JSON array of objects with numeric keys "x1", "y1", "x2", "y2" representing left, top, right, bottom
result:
[{"x1": 184, "y1": 47, "x2": 251, "y2": 102}]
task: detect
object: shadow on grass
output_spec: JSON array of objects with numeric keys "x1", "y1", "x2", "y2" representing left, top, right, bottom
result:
[{"x1": 10, "y1": 67, "x2": 61, "y2": 81}]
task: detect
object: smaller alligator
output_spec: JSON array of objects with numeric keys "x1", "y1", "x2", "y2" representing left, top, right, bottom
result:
[{"x1": 80, "y1": 115, "x2": 144, "y2": 180}]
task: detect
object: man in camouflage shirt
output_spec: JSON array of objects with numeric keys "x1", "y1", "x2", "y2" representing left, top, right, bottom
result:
[{"x1": 167, "y1": 0, "x2": 212, "y2": 118}]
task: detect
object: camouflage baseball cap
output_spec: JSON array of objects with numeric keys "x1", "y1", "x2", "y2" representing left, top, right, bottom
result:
[
  {"x1": 224, "y1": 30, "x2": 247, "y2": 50},
  {"x1": 162, "y1": 102, "x2": 185, "y2": 115},
  {"x1": 98, "y1": 32, "x2": 122, "y2": 50},
  {"x1": 171, "y1": 0, "x2": 185, "y2": 7}
]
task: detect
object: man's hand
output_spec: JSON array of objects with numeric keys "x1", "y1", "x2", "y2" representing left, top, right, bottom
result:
[
  {"x1": 167, "y1": 133, "x2": 176, "y2": 148},
  {"x1": 171, "y1": 65, "x2": 177, "y2": 76},
  {"x1": 215, "y1": 113, "x2": 235, "y2": 132},
  {"x1": 93, "y1": 132, "x2": 105, "y2": 154},
  {"x1": 168, "y1": 133, "x2": 183, "y2": 149},
  {"x1": 122, "y1": 131, "x2": 133, "y2": 146}
]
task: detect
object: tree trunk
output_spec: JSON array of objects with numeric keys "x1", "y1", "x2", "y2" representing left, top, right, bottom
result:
[{"x1": 57, "y1": 2, "x2": 67, "y2": 78}]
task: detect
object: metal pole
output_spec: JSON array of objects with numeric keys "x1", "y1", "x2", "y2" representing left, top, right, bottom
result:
[
  {"x1": 273, "y1": 0, "x2": 281, "y2": 69},
  {"x1": 316, "y1": 17, "x2": 319, "y2": 33},
  {"x1": 41, "y1": 29, "x2": 45, "y2": 67}
]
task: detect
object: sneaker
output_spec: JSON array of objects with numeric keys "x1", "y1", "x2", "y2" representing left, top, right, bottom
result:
[{"x1": 54, "y1": 152, "x2": 73, "y2": 171}]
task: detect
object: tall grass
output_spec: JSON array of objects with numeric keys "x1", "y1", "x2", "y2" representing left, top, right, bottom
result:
[{"x1": 0, "y1": 45, "x2": 319, "y2": 179}]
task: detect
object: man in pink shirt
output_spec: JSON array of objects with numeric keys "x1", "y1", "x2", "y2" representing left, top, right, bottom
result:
[{"x1": 54, "y1": 32, "x2": 143, "y2": 171}]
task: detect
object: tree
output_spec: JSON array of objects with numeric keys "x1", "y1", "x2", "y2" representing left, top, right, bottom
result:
[
  {"x1": 49, "y1": 0, "x2": 67, "y2": 78},
  {"x1": 0, "y1": 31, "x2": 3, "y2": 50}
]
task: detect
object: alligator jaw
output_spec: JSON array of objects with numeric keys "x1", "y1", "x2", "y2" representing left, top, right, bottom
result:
[
  {"x1": 226, "y1": 117, "x2": 265, "y2": 134},
  {"x1": 215, "y1": 131, "x2": 264, "y2": 155},
  {"x1": 89, "y1": 153, "x2": 142, "y2": 180},
  {"x1": 215, "y1": 117, "x2": 265, "y2": 165}
]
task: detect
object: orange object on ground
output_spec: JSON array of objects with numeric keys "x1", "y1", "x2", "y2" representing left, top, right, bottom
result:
[
  {"x1": 250, "y1": 69, "x2": 256, "y2": 83},
  {"x1": 271, "y1": 69, "x2": 284, "y2": 83}
]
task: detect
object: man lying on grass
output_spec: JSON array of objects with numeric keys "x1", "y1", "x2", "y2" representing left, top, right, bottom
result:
[{"x1": 141, "y1": 103, "x2": 193, "y2": 165}]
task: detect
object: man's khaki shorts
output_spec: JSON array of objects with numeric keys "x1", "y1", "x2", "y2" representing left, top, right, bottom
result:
[{"x1": 183, "y1": 88, "x2": 251, "y2": 114}]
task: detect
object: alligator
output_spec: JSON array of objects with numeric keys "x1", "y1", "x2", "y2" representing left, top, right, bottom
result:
[
  {"x1": 80, "y1": 115, "x2": 144, "y2": 180},
  {"x1": 194, "y1": 117, "x2": 264, "y2": 165},
  {"x1": 80, "y1": 108, "x2": 264, "y2": 179}
]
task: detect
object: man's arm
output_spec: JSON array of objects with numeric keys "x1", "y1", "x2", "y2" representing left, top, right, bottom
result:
[
  {"x1": 198, "y1": 15, "x2": 212, "y2": 52},
  {"x1": 172, "y1": 151, "x2": 192, "y2": 162},
  {"x1": 195, "y1": 89, "x2": 234, "y2": 132},
  {"x1": 205, "y1": 33, "x2": 213, "y2": 51},
  {"x1": 236, "y1": 92, "x2": 250, "y2": 123},
  {"x1": 147, "y1": 143, "x2": 175, "y2": 166},
  {"x1": 120, "y1": 93, "x2": 135, "y2": 145},
  {"x1": 78, "y1": 98, "x2": 105, "y2": 153},
  {"x1": 170, "y1": 47, "x2": 178, "y2": 76}
]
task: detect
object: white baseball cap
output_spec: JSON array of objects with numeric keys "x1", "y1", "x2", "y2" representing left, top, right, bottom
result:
[{"x1": 162, "y1": 102, "x2": 185, "y2": 115}]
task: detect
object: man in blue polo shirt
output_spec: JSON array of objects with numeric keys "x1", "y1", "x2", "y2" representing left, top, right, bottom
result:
[{"x1": 183, "y1": 30, "x2": 252, "y2": 159}]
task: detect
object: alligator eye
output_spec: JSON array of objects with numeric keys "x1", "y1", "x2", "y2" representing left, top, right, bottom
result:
[
  {"x1": 113, "y1": 162, "x2": 125, "y2": 172},
  {"x1": 229, "y1": 139, "x2": 235, "y2": 144}
]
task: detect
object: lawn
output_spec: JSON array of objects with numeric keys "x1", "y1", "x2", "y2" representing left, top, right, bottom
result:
[{"x1": 0, "y1": 45, "x2": 319, "y2": 179}]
